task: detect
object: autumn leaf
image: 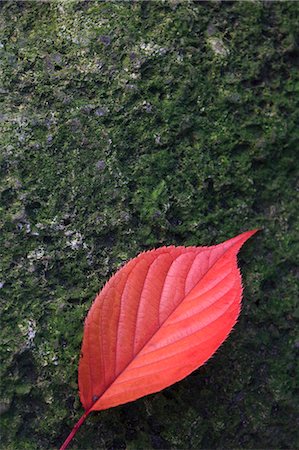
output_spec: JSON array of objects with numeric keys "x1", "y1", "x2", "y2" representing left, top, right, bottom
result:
[{"x1": 60, "y1": 230, "x2": 258, "y2": 449}]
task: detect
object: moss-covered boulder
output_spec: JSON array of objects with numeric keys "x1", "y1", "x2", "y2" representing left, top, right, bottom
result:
[{"x1": 1, "y1": 1, "x2": 298, "y2": 448}]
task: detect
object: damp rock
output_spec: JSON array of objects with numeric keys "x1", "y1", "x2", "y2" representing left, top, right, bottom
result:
[
  {"x1": 81, "y1": 104, "x2": 93, "y2": 114},
  {"x1": 208, "y1": 37, "x2": 229, "y2": 57},
  {"x1": 99, "y1": 35, "x2": 111, "y2": 46},
  {"x1": 0, "y1": 398, "x2": 11, "y2": 415},
  {"x1": 18, "y1": 319, "x2": 37, "y2": 349},
  {"x1": 96, "y1": 160, "x2": 106, "y2": 170},
  {"x1": 143, "y1": 101, "x2": 152, "y2": 113},
  {"x1": 70, "y1": 118, "x2": 81, "y2": 132},
  {"x1": 155, "y1": 134, "x2": 161, "y2": 145},
  {"x1": 95, "y1": 107, "x2": 107, "y2": 117},
  {"x1": 27, "y1": 247, "x2": 45, "y2": 260},
  {"x1": 66, "y1": 231, "x2": 84, "y2": 250},
  {"x1": 207, "y1": 23, "x2": 217, "y2": 37},
  {"x1": 12, "y1": 208, "x2": 27, "y2": 223}
]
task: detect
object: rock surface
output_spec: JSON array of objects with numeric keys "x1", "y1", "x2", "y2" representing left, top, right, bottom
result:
[{"x1": 1, "y1": 1, "x2": 298, "y2": 449}]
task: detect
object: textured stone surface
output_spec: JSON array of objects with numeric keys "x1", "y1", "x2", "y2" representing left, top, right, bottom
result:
[{"x1": 1, "y1": 1, "x2": 298, "y2": 449}]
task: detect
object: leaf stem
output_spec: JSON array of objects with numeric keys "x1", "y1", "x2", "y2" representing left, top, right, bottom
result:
[{"x1": 60, "y1": 409, "x2": 91, "y2": 450}]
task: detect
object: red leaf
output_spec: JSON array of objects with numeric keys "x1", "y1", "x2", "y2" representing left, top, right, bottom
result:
[{"x1": 60, "y1": 230, "x2": 258, "y2": 449}]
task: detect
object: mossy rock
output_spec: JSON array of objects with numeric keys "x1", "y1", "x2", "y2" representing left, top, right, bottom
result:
[{"x1": 1, "y1": 1, "x2": 298, "y2": 449}]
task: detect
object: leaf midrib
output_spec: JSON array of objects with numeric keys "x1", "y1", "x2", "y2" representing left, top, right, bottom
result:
[{"x1": 89, "y1": 239, "x2": 241, "y2": 411}]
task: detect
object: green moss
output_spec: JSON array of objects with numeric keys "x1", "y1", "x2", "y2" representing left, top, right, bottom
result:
[{"x1": 1, "y1": 1, "x2": 298, "y2": 449}]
